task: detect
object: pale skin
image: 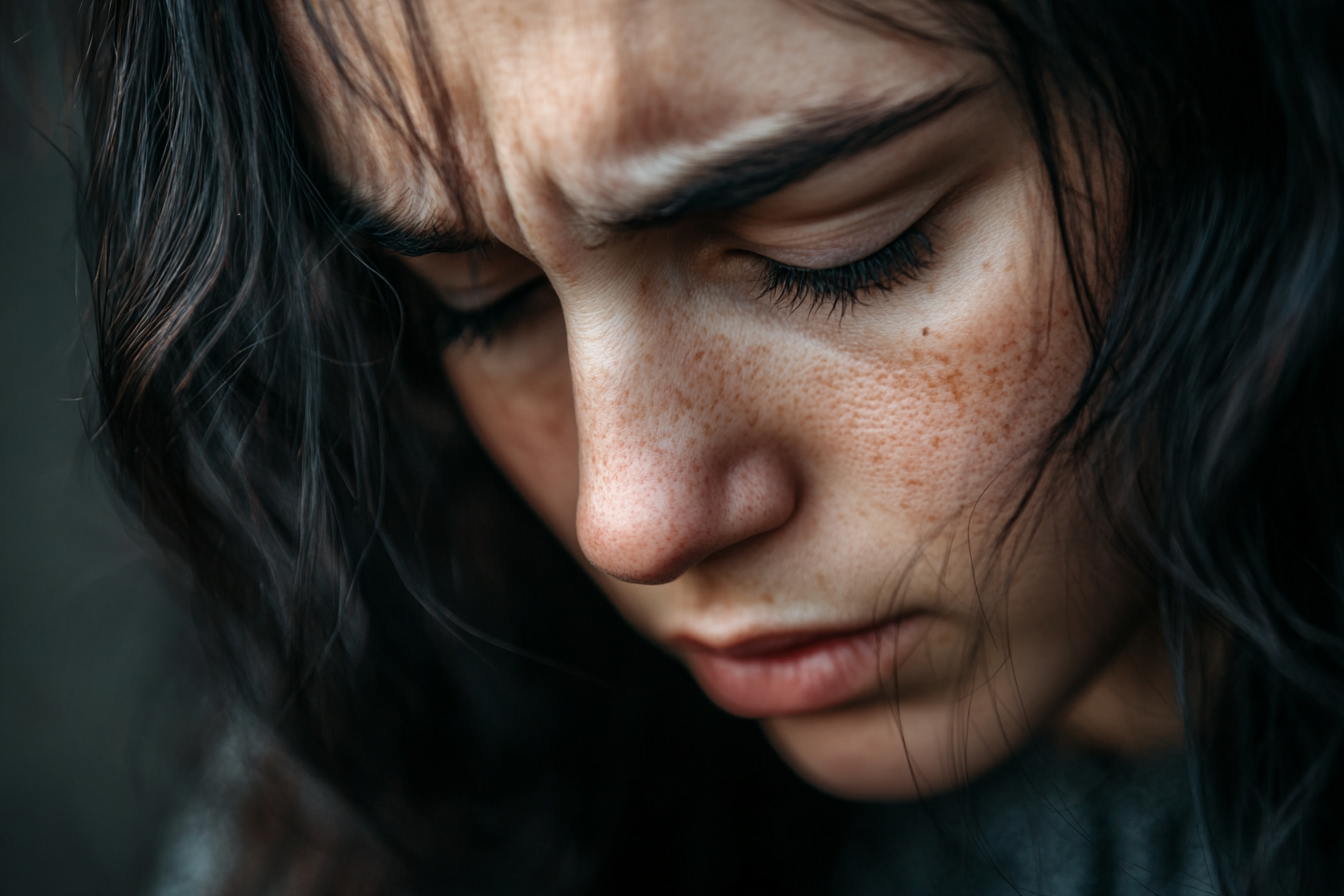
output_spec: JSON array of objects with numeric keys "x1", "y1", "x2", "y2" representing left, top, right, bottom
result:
[{"x1": 273, "y1": 0, "x2": 1182, "y2": 800}]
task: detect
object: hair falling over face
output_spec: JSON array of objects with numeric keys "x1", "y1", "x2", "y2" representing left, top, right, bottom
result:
[{"x1": 37, "y1": 0, "x2": 1344, "y2": 892}]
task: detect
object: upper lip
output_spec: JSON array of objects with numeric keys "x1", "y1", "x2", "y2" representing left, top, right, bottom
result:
[{"x1": 670, "y1": 618, "x2": 903, "y2": 660}]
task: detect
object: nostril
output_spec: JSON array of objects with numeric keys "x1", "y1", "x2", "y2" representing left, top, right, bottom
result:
[{"x1": 575, "y1": 448, "x2": 796, "y2": 585}]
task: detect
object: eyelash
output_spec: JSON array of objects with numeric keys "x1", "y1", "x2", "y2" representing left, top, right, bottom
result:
[
  {"x1": 434, "y1": 226, "x2": 935, "y2": 346},
  {"x1": 755, "y1": 226, "x2": 934, "y2": 316},
  {"x1": 434, "y1": 275, "x2": 550, "y2": 347}
]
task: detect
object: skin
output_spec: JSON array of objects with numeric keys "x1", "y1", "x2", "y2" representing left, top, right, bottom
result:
[{"x1": 272, "y1": 0, "x2": 1181, "y2": 800}]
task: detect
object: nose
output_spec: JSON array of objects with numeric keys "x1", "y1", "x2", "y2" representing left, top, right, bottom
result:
[
  {"x1": 569, "y1": 310, "x2": 799, "y2": 584},
  {"x1": 576, "y1": 439, "x2": 797, "y2": 584}
]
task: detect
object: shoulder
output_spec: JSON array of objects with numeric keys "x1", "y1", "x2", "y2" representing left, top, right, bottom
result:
[{"x1": 151, "y1": 720, "x2": 399, "y2": 896}]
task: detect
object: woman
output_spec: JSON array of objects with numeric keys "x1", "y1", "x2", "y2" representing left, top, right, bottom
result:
[{"x1": 71, "y1": 0, "x2": 1343, "y2": 892}]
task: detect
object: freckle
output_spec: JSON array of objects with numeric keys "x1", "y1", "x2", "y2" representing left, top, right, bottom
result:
[
  {"x1": 939, "y1": 369, "x2": 966, "y2": 402},
  {"x1": 694, "y1": 350, "x2": 704, "y2": 362},
  {"x1": 644, "y1": 353, "x2": 653, "y2": 364},
  {"x1": 759, "y1": 592, "x2": 775, "y2": 605},
  {"x1": 932, "y1": 436, "x2": 942, "y2": 448},
  {"x1": 638, "y1": 275, "x2": 653, "y2": 298},
  {"x1": 905, "y1": 479, "x2": 924, "y2": 487},
  {"x1": 922, "y1": 327, "x2": 930, "y2": 336},
  {"x1": 982, "y1": 260, "x2": 991, "y2": 270}
]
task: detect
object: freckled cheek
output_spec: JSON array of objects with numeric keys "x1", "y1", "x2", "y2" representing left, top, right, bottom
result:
[{"x1": 802, "y1": 285, "x2": 1086, "y2": 528}]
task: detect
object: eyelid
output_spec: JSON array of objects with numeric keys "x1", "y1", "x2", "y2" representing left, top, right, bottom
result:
[
  {"x1": 435, "y1": 274, "x2": 555, "y2": 348},
  {"x1": 397, "y1": 244, "x2": 546, "y2": 312},
  {"x1": 731, "y1": 180, "x2": 947, "y2": 270},
  {"x1": 727, "y1": 123, "x2": 977, "y2": 270}
]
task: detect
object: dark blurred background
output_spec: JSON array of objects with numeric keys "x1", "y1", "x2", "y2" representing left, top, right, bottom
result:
[{"x1": 1, "y1": 16, "x2": 211, "y2": 895}]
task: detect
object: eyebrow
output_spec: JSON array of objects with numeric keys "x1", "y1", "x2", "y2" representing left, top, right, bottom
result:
[
  {"x1": 594, "y1": 82, "x2": 983, "y2": 231},
  {"x1": 342, "y1": 204, "x2": 485, "y2": 257},
  {"x1": 343, "y1": 81, "x2": 983, "y2": 255}
]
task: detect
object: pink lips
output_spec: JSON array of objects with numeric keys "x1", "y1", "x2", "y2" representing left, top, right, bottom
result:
[{"x1": 677, "y1": 614, "x2": 932, "y2": 718}]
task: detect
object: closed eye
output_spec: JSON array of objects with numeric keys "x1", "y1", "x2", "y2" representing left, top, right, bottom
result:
[
  {"x1": 755, "y1": 226, "x2": 934, "y2": 317},
  {"x1": 435, "y1": 274, "x2": 553, "y2": 347}
]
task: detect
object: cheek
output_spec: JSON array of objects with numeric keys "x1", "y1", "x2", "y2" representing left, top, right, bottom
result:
[
  {"x1": 443, "y1": 301, "x2": 583, "y2": 549},
  {"x1": 855, "y1": 293, "x2": 1074, "y2": 517},
  {"x1": 787, "y1": 236, "x2": 1085, "y2": 567}
]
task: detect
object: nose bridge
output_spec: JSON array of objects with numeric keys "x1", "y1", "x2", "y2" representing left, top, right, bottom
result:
[{"x1": 568, "y1": 303, "x2": 796, "y2": 584}]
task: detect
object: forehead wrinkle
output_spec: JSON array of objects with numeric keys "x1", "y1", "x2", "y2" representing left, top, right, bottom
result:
[{"x1": 562, "y1": 109, "x2": 805, "y2": 225}]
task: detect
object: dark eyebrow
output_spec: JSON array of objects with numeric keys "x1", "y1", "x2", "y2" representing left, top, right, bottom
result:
[
  {"x1": 597, "y1": 82, "x2": 985, "y2": 232},
  {"x1": 340, "y1": 203, "x2": 486, "y2": 257}
]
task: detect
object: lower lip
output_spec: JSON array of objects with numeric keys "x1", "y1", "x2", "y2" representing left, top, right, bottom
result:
[{"x1": 682, "y1": 614, "x2": 932, "y2": 718}]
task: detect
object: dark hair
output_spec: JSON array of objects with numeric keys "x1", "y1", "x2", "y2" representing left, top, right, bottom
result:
[{"x1": 69, "y1": 0, "x2": 1344, "y2": 892}]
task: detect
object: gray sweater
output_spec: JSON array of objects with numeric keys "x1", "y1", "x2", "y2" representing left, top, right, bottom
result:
[
  {"x1": 830, "y1": 744, "x2": 1218, "y2": 895},
  {"x1": 155, "y1": 727, "x2": 1218, "y2": 895}
]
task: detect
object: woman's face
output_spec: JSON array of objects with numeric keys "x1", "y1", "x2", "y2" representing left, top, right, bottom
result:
[{"x1": 276, "y1": 0, "x2": 1174, "y2": 798}]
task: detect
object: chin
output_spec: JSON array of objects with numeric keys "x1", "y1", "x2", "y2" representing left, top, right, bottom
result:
[{"x1": 759, "y1": 697, "x2": 1029, "y2": 801}]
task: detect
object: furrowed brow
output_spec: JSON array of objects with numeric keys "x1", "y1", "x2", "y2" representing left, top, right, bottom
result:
[
  {"x1": 330, "y1": 83, "x2": 981, "y2": 253},
  {"x1": 595, "y1": 82, "x2": 984, "y2": 232}
]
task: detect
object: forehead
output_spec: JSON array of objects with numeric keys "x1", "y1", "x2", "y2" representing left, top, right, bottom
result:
[{"x1": 273, "y1": 0, "x2": 980, "y2": 239}]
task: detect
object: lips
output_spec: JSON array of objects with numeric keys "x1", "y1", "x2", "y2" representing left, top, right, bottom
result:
[{"x1": 676, "y1": 614, "x2": 932, "y2": 718}]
